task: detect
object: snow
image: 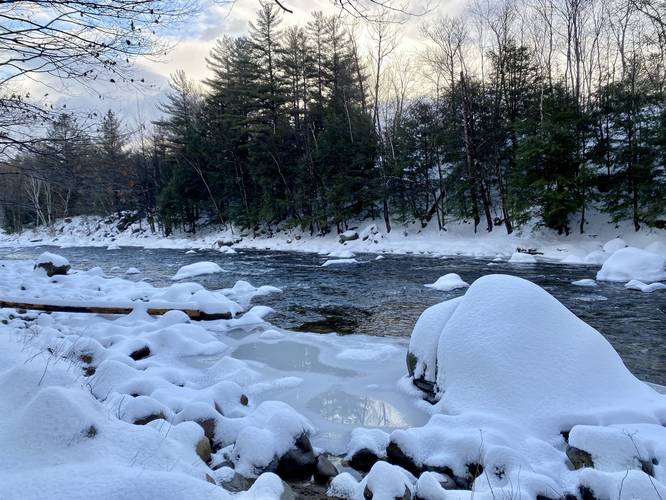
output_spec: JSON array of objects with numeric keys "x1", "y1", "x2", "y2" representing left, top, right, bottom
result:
[
  {"x1": 508, "y1": 251, "x2": 537, "y2": 264},
  {"x1": 328, "y1": 250, "x2": 355, "y2": 259},
  {"x1": 126, "y1": 267, "x2": 141, "y2": 274},
  {"x1": 172, "y1": 261, "x2": 225, "y2": 280},
  {"x1": 3, "y1": 211, "x2": 665, "y2": 269},
  {"x1": 603, "y1": 237, "x2": 627, "y2": 254},
  {"x1": 36, "y1": 251, "x2": 69, "y2": 267},
  {"x1": 322, "y1": 258, "x2": 359, "y2": 267},
  {"x1": 572, "y1": 278, "x2": 597, "y2": 287},
  {"x1": 624, "y1": 280, "x2": 666, "y2": 293},
  {"x1": 0, "y1": 256, "x2": 433, "y2": 498},
  {"x1": 395, "y1": 274, "x2": 666, "y2": 499},
  {"x1": 596, "y1": 247, "x2": 666, "y2": 282},
  {"x1": 424, "y1": 273, "x2": 469, "y2": 291},
  {"x1": 346, "y1": 428, "x2": 390, "y2": 459},
  {"x1": 328, "y1": 461, "x2": 414, "y2": 500}
]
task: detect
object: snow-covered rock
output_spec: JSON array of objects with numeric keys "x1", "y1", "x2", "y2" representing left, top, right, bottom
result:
[
  {"x1": 34, "y1": 252, "x2": 70, "y2": 276},
  {"x1": 596, "y1": 247, "x2": 666, "y2": 282},
  {"x1": 322, "y1": 258, "x2": 359, "y2": 267},
  {"x1": 172, "y1": 261, "x2": 225, "y2": 280},
  {"x1": 399, "y1": 274, "x2": 666, "y2": 498},
  {"x1": 339, "y1": 230, "x2": 359, "y2": 243},
  {"x1": 126, "y1": 267, "x2": 141, "y2": 275},
  {"x1": 602, "y1": 238, "x2": 627, "y2": 254},
  {"x1": 508, "y1": 252, "x2": 537, "y2": 264},
  {"x1": 624, "y1": 280, "x2": 666, "y2": 293},
  {"x1": 424, "y1": 273, "x2": 469, "y2": 292}
]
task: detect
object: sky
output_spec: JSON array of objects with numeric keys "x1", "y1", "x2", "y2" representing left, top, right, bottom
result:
[{"x1": 37, "y1": 0, "x2": 462, "y2": 133}]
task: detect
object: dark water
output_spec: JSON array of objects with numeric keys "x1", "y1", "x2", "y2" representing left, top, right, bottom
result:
[{"x1": 1, "y1": 246, "x2": 665, "y2": 384}]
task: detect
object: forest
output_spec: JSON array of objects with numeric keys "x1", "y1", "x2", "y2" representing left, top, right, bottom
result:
[{"x1": 2, "y1": 0, "x2": 665, "y2": 237}]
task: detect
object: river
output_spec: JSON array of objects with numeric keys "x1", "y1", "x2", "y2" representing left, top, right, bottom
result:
[{"x1": 1, "y1": 245, "x2": 664, "y2": 385}]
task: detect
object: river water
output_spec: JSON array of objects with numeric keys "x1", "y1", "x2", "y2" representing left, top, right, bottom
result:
[{"x1": 1, "y1": 246, "x2": 665, "y2": 385}]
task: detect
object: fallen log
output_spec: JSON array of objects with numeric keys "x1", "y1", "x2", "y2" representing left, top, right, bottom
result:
[{"x1": 0, "y1": 299, "x2": 233, "y2": 321}]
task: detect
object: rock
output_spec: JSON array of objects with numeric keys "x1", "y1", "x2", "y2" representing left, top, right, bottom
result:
[
  {"x1": 205, "y1": 473, "x2": 216, "y2": 484},
  {"x1": 280, "y1": 481, "x2": 297, "y2": 500},
  {"x1": 240, "y1": 394, "x2": 249, "y2": 406},
  {"x1": 349, "y1": 448, "x2": 381, "y2": 472},
  {"x1": 313, "y1": 454, "x2": 338, "y2": 485},
  {"x1": 133, "y1": 413, "x2": 166, "y2": 426},
  {"x1": 405, "y1": 352, "x2": 418, "y2": 378},
  {"x1": 386, "y1": 441, "x2": 422, "y2": 475},
  {"x1": 276, "y1": 433, "x2": 317, "y2": 481},
  {"x1": 129, "y1": 346, "x2": 151, "y2": 361},
  {"x1": 566, "y1": 446, "x2": 594, "y2": 469},
  {"x1": 197, "y1": 417, "x2": 216, "y2": 442},
  {"x1": 363, "y1": 484, "x2": 411, "y2": 500},
  {"x1": 195, "y1": 436, "x2": 211, "y2": 463},
  {"x1": 339, "y1": 230, "x2": 359, "y2": 243},
  {"x1": 221, "y1": 472, "x2": 253, "y2": 492},
  {"x1": 217, "y1": 237, "x2": 241, "y2": 247},
  {"x1": 35, "y1": 261, "x2": 70, "y2": 277},
  {"x1": 294, "y1": 235, "x2": 301, "y2": 240}
]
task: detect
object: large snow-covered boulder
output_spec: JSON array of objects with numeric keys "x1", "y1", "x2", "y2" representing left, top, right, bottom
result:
[
  {"x1": 596, "y1": 247, "x2": 666, "y2": 283},
  {"x1": 407, "y1": 275, "x2": 664, "y2": 428},
  {"x1": 430, "y1": 275, "x2": 660, "y2": 425},
  {"x1": 399, "y1": 275, "x2": 666, "y2": 497},
  {"x1": 34, "y1": 252, "x2": 70, "y2": 277}
]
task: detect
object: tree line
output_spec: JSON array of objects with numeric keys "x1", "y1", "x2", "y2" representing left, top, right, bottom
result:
[{"x1": 2, "y1": 0, "x2": 665, "y2": 236}]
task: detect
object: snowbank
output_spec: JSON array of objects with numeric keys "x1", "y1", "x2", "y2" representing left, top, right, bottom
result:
[
  {"x1": 172, "y1": 261, "x2": 225, "y2": 280},
  {"x1": 424, "y1": 273, "x2": 469, "y2": 291},
  {"x1": 596, "y1": 247, "x2": 666, "y2": 282}
]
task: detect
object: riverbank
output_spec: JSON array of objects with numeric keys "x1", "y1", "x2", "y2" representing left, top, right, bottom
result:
[
  {"x1": 1, "y1": 253, "x2": 665, "y2": 499},
  {"x1": 2, "y1": 212, "x2": 666, "y2": 264}
]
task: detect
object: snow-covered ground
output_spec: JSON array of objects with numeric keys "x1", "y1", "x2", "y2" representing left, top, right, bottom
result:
[
  {"x1": 1, "y1": 245, "x2": 665, "y2": 498},
  {"x1": 2, "y1": 212, "x2": 666, "y2": 266}
]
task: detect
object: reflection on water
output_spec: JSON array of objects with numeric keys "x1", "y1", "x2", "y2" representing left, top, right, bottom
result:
[
  {"x1": 308, "y1": 387, "x2": 412, "y2": 427},
  {"x1": 1, "y1": 245, "x2": 665, "y2": 384},
  {"x1": 232, "y1": 340, "x2": 357, "y2": 377}
]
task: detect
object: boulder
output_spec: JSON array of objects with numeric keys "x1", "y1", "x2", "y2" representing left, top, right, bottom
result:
[
  {"x1": 339, "y1": 230, "x2": 359, "y2": 243},
  {"x1": 566, "y1": 445, "x2": 594, "y2": 469},
  {"x1": 349, "y1": 448, "x2": 381, "y2": 473},
  {"x1": 314, "y1": 454, "x2": 338, "y2": 485},
  {"x1": 276, "y1": 432, "x2": 317, "y2": 481},
  {"x1": 195, "y1": 436, "x2": 211, "y2": 463},
  {"x1": 35, "y1": 252, "x2": 70, "y2": 277}
]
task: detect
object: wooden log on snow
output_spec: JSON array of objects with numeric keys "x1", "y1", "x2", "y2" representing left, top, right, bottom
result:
[{"x1": 0, "y1": 299, "x2": 233, "y2": 321}]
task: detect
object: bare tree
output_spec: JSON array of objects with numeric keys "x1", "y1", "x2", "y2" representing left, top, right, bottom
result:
[{"x1": 0, "y1": 0, "x2": 204, "y2": 157}]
